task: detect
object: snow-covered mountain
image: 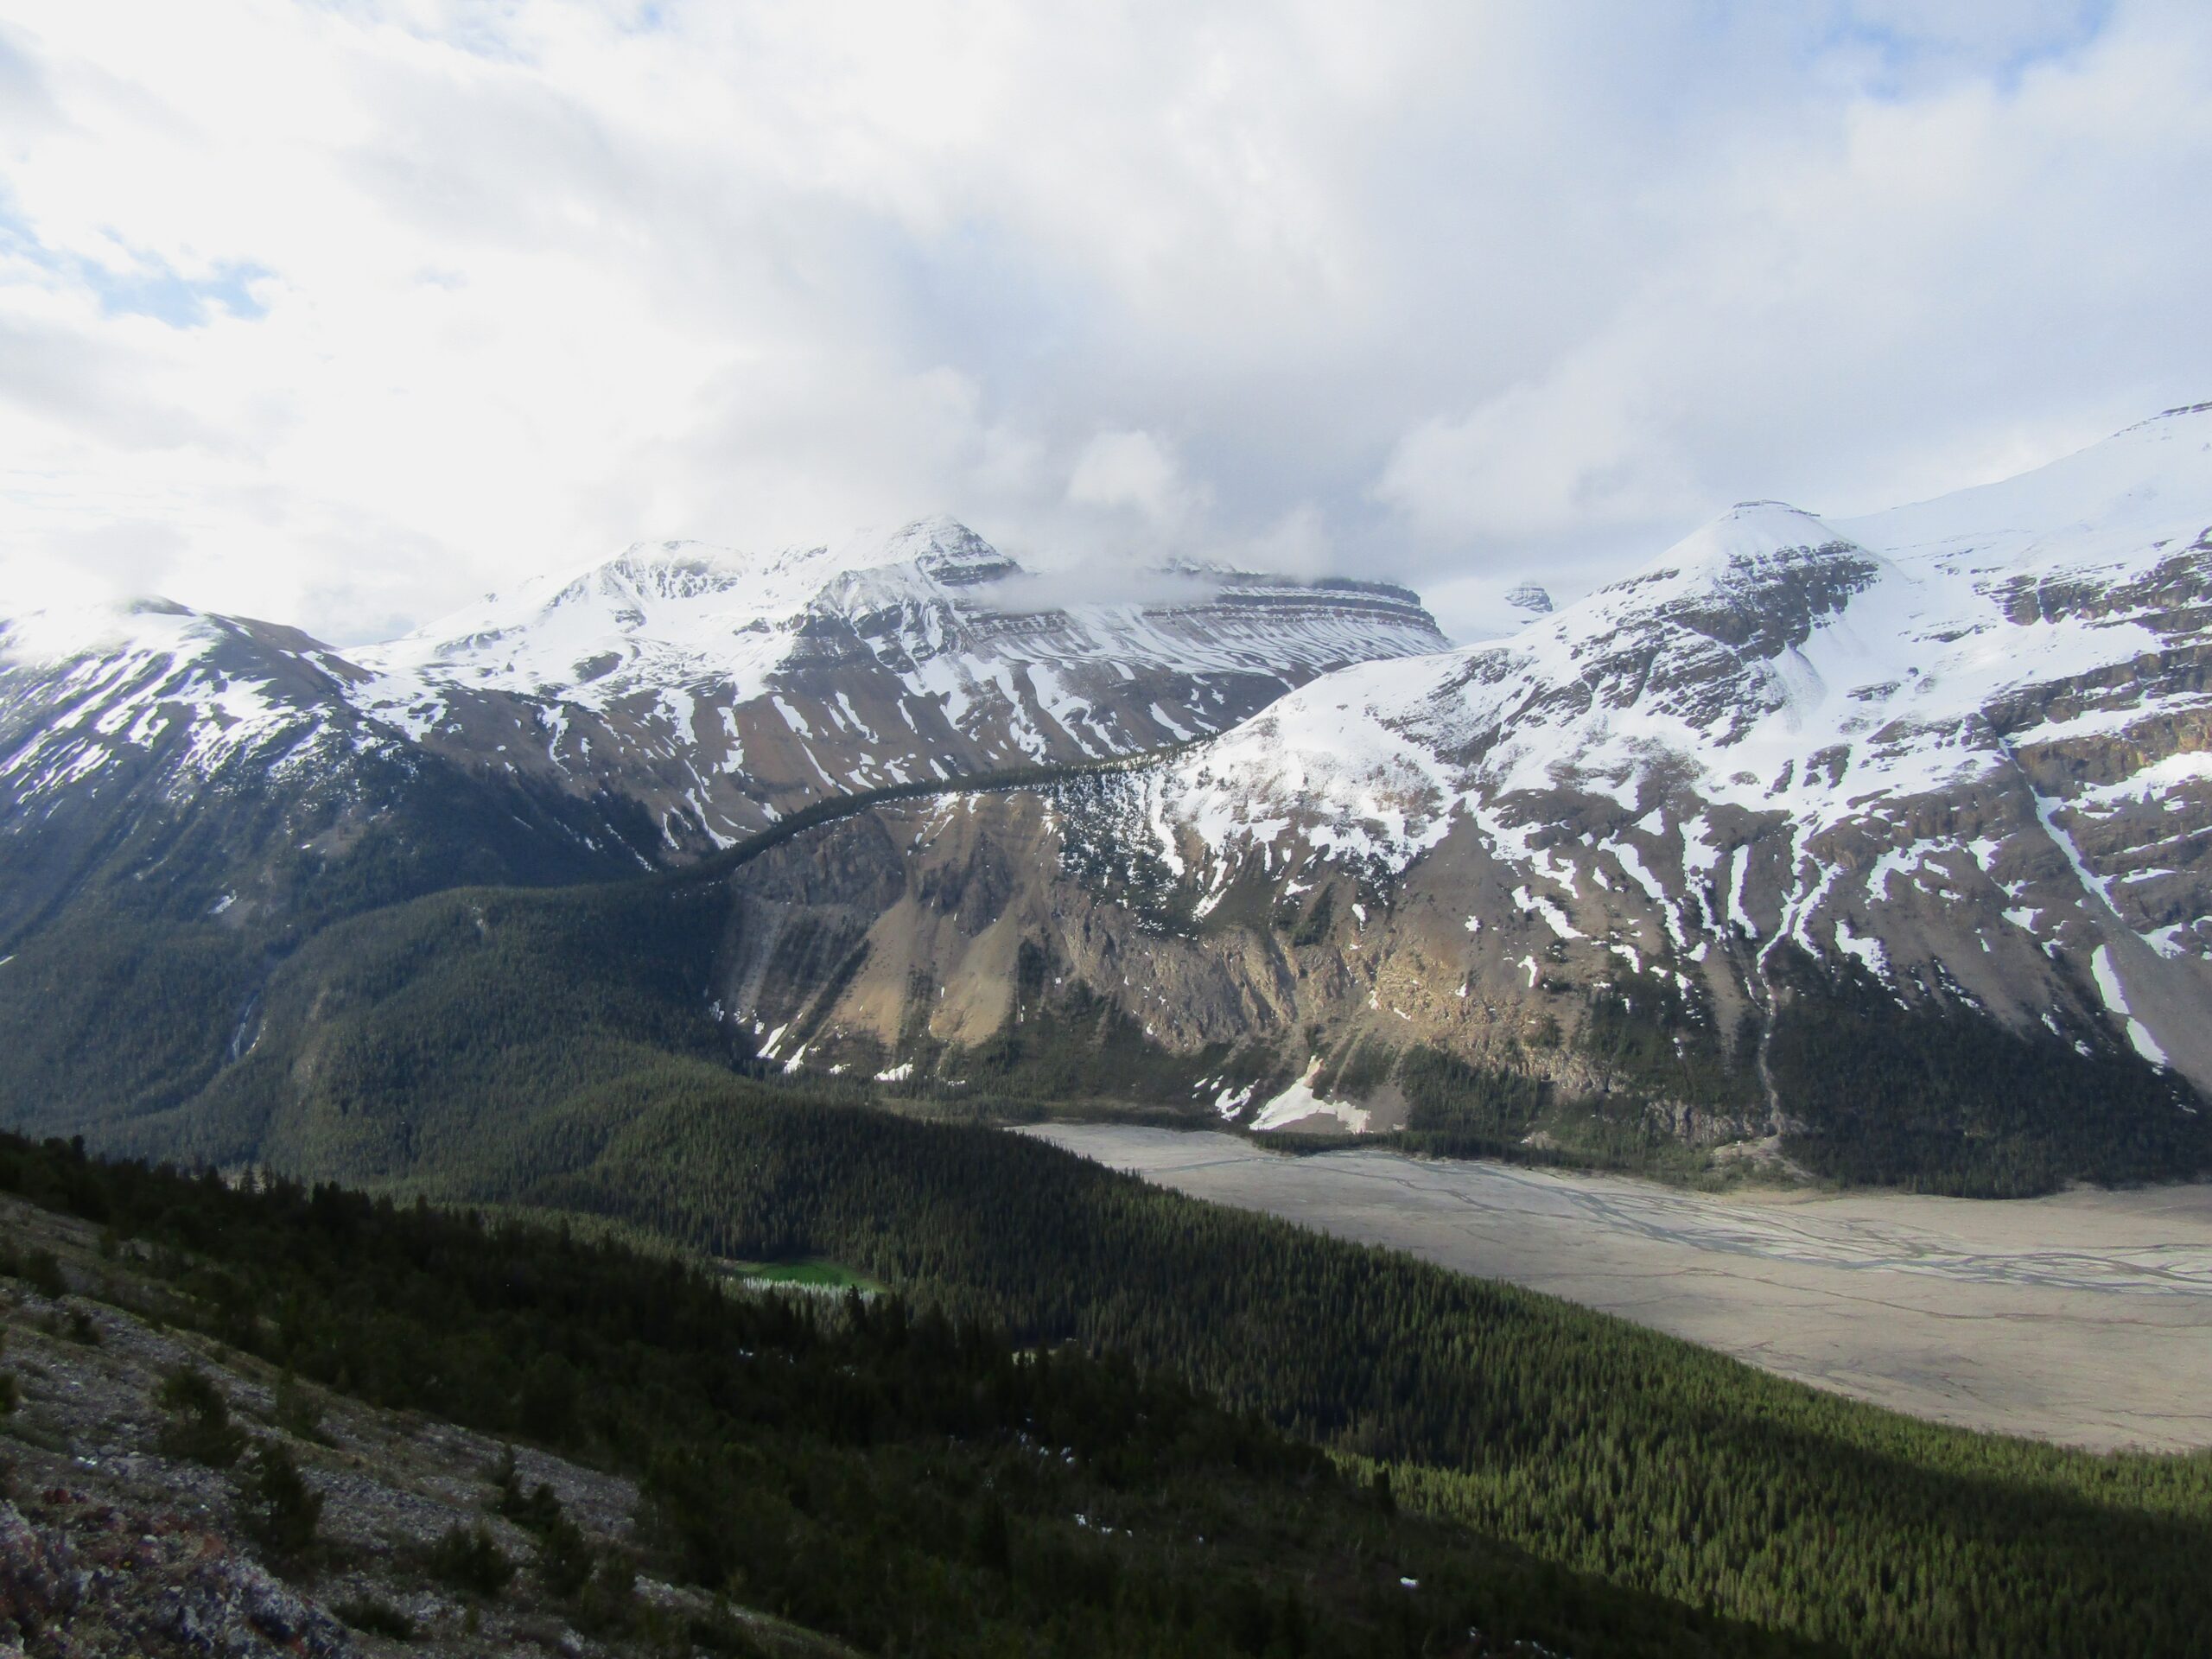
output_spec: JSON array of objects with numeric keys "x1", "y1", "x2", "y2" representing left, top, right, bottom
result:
[
  {"x1": 707, "y1": 407, "x2": 2212, "y2": 1182},
  {"x1": 1135, "y1": 403, "x2": 2212, "y2": 1084},
  {"x1": 0, "y1": 518, "x2": 1444, "y2": 933},
  {"x1": 0, "y1": 594, "x2": 663, "y2": 944},
  {"x1": 349, "y1": 515, "x2": 1445, "y2": 849},
  {"x1": 12, "y1": 419, "x2": 2212, "y2": 1189}
]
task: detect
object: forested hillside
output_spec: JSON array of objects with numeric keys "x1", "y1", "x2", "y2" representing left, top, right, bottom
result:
[
  {"x1": 32, "y1": 1028, "x2": 2193, "y2": 1659},
  {"x1": 0, "y1": 1129, "x2": 1811, "y2": 1658},
  {"x1": 479, "y1": 1080, "x2": 2212, "y2": 1659}
]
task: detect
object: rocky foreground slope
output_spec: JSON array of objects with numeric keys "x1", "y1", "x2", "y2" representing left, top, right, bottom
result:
[
  {"x1": 718, "y1": 408, "x2": 2212, "y2": 1184},
  {"x1": 0, "y1": 1194, "x2": 841, "y2": 1658}
]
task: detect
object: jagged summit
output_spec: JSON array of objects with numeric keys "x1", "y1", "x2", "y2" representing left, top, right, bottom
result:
[
  {"x1": 358, "y1": 516, "x2": 1443, "y2": 707},
  {"x1": 1504, "y1": 582, "x2": 1553, "y2": 616},
  {"x1": 372, "y1": 518, "x2": 1005, "y2": 677},
  {"x1": 876, "y1": 515, "x2": 1017, "y2": 585}
]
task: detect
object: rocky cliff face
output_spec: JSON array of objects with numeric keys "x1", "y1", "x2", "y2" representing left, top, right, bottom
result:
[{"x1": 713, "y1": 410, "x2": 2212, "y2": 1179}]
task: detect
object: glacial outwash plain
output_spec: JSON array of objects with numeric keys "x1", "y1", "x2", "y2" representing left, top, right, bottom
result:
[{"x1": 1033, "y1": 1125, "x2": 2212, "y2": 1452}]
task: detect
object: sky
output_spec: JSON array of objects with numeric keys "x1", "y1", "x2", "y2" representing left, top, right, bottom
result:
[{"x1": 1, "y1": 0, "x2": 2209, "y2": 645}]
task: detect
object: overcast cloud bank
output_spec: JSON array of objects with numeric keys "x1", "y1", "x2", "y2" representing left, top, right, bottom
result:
[{"x1": 1, "y1": 1, "x2": 2207, "y2": 643}]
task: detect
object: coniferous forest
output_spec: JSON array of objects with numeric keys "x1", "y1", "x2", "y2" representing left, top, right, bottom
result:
[
  {"x1": 16, "y1": 1063, "x2": 2209, "y2": 1656},
  {"x1": 0, "y1": 1128, "x2": 1815, "y2": 1659},
  {"x1": 488, "y1": 1074, "x2": 2212, "y2": 1659}
]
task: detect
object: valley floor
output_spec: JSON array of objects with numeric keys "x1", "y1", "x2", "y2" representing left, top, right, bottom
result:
[{"x1": 1028, "y1": 1126, "x2": 2212, "y2": 1452}]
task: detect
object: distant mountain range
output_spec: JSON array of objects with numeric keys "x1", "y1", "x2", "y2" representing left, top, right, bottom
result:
[
  {"x1": 5, "y1": 414, "x2": 2211, "y2": 1193},
  {"x1": 0, "y1": 517, "x2": 1444, "y2": 938}
]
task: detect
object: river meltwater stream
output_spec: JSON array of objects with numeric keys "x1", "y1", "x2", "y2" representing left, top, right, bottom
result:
[{"x1": 1027, "y1": 1125, "x2": 2212, "y2": 1452}]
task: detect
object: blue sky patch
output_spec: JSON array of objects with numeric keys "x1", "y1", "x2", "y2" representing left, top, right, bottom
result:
[
  {"x1": 0, "y1": 197, "x2": 268, "y2": 328},
  {"x1": 80, "y1": 253, "x2": 270, "y2": 327}
]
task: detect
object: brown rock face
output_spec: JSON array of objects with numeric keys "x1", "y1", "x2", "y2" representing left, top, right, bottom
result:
[{"x1": 712, "y1": 417, "x2": 2212, "y2": 1181}]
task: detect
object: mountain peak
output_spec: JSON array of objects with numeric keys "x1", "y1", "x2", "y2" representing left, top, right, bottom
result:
[
  {"x1": 0, "y1": 591, "x2": 213, "y2": 670},
  {"x1": 1592, "y1": 502, "x2": 1862, "y2": 615},
  {"x1": 1504, "y1": 582, "x2": 1554, "y2": 617},
  {"x1": 583, "y1": 540, "x2": 751, "y2": 603},
  {"x1": 1706, "y1": 499, "x2": 1841, "y2": 545},
  {"x1": 870, "y1": 517, "x2": 1019, "y2": 587}
]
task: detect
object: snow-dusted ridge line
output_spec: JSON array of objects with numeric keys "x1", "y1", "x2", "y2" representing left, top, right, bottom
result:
[
  {"x1": 1139, "y1": 404, "x2": 2212, "y2": 1090},
  {"x1": 0, "y1": 514, "x2": 1448, "y2": 866},
  {"x1": 349, "y1": 515, "x2": 1441, "y2": 715}
]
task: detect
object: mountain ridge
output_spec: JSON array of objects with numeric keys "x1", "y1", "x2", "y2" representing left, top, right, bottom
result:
[
  {"x1": 1128, "y1": 406, "x2": 2212, "y2": 1073},
  {"x1": 671, "y1": 407, "x2": 2212, "y2": 1188},
  {"x1": 10, "y1": 416, "x2": 2212, "y2": 1193},
  {"x1": 0, "y1": 516, "x2": 1447, "y2": 873}
]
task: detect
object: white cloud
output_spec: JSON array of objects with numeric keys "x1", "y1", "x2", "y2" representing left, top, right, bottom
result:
[
  {"x1": 1376, "y1": 371, "x2": 1702, "y2": 546},
  {"x1": 1066, "y1": 429, "x2": 1192, "y2": 524},
  {"x1": 0, "y1": 1, "x2": 2205, "y2": 645}
]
